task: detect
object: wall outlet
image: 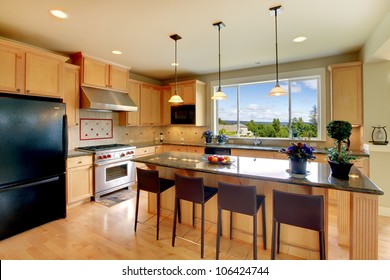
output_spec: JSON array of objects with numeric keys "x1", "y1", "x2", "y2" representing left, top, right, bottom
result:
[
  {"x1": 309, "y1": 142, "x2": 317, "y2": 147},
  {"x1": 129, "y1": 139, "x2": 133, "y2": 143}
]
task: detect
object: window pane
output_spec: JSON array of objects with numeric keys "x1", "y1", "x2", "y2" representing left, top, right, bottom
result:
[
  {"x1": 240, "y1": 82, "x2": 289, "y2": 138},
  {"x1": 216, "y1": 86, "x2": 238, "y2": 137},
  {"x1": 290, "y1": 79, "x2": 318, "y2": 139}
]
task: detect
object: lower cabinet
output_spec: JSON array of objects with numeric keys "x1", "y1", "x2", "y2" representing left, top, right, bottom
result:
[
  {"x1": 163, "y1": 145, "x2": 204, "y2": 153},
  {"x1": 66, "y1": 155, "x2": 93, "y2": 206},
  {"x1": 134, "y1": 146, "x2": 161, "y2": 180}
]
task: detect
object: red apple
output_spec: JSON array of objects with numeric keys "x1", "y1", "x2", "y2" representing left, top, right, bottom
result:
[
  {"x1": 218, "y1": 156, "x2": 224, "y2": 162},
  {"x1": 208, "y1": 155, "x2": 213, "y2": 162}
]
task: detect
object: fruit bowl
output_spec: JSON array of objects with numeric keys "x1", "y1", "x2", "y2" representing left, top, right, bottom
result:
[{"x1": 206, "y1": 155, "x2": 234, "y2": 165}]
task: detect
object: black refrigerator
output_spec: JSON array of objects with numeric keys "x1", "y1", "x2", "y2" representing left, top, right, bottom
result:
[{"x1": 0, "y1": 93, "x2": 68, "y2": 240}]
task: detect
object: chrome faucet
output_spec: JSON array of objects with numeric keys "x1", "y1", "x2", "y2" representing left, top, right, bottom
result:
[{"x1": 254, "y1": 134, "x2": 262, "y2": 146}]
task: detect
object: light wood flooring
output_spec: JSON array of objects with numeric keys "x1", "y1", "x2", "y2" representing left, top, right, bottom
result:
[{"x1": 1, "y1": 191, "x2": 390, "y2": 260}]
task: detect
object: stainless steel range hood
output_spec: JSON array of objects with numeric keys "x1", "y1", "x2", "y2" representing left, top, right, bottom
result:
[{"x1": 80, "y1": 86, "x2": 138, "y2": 112}]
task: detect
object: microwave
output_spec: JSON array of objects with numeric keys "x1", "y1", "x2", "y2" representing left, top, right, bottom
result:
[{"x1": 171, "y1": 105, "x2": 196, "y2": 125}]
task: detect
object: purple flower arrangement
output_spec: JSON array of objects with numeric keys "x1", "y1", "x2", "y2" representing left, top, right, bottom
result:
[{"x1": 280, "y1": 142, "x2": 316, "y2": 160}]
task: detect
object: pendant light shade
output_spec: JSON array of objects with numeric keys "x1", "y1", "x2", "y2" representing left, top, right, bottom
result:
[
  {"x1": 212, "y1": 21, "x2": 227, "y2": 100},
  {"x1": 268, "y1": 5, "x2": 286, "y2": 96},
  {"x1": 169, "y1": 34, "x2": 184, "y2": 103}
]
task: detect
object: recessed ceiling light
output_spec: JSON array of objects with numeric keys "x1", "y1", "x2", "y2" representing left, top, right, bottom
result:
[
  {"x1": 49, "y1": 9, "x2": 68, "y2": 19},
  {"x1": 293, "y1": 36, "x2": 307, "y2": 43},
  {"x1": 112, "y1": 50, "x2": 122, "y2": 55}
]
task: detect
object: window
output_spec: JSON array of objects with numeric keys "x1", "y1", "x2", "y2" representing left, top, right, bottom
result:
[{"x1": 213, "y1": 68, "x2": 325, "y2": 140}]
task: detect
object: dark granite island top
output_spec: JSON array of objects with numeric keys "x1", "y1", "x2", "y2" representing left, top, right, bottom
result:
[{"x1": 131, "y1": 151, "x2": 383, "y2": 196}]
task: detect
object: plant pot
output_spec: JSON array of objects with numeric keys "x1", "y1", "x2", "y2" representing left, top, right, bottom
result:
[
  {"x1": 328, "y1": 161, "x2": 353, "y2": 180},
  {"x1": 289, "y1": 158, "x2": 307, "y2": 174},
  {"x1": 217, "y1": 140, "x2": 225, "y2": 145},
  {"x1": 205, "y1": 136, "x2": 212, "y2": 144}
]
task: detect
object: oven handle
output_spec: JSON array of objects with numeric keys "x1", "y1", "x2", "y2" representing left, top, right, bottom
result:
[{"x1": 94, "y1": 158, "x2": 134, "y2": 167}]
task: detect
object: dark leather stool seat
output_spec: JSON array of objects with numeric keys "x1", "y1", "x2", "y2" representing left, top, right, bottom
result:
[
  {"x1": 216, "y1": 181, "x2": 266, "y2": 260},
  {"x1": 134, "y1": 167, "x2": 175, "y2": 240},
  {"x1": 271, "y1": 189, "x2": 325, "y2": 260},
  {"x1": 172, "y1": 173, "x2": 218, "y2": 258}
]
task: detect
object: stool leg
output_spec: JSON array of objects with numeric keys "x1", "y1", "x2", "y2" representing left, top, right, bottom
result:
[
  {"x1": 229, "y1": 211, "x2": 233, "y2": 239},
  {"x1": 192, "y1": 202, "x2": 195, "y2": 227},
  {"x1": 253, "y1": 214, "x2": 257, "y2": 260},
  {"x1": 216, "y1": 206, "x2": 222, "y2": 260},
  {"x1": 156, "y1": 192, "x2": 161, "y2": 240},
  {"x1": 271, "y1": 219, "x2": 277, "y2": 260},
  {"x1": 262, "y1": 203, "x2": 267, "y2": 250},
  {"x1": 201, "y1": 203, "x2": 205, "y2": 258},
  {"x1": 134, "y1": 188, "x2": 140, "y2": 232},
  {"x1": 319, "y1": 231, "x2": 326, "y2": 260},
  {"x1": 178, "y1": 199, "x2": 181, "y2": 224},
  {"x1": 277, "y1": 222, "x2": 280, "y2": 254},
  {"x1": 172, "y1": 197, "x2": 178, "y2": 247}
]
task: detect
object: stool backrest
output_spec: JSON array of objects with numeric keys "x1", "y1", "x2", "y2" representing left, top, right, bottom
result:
[
  {"x1": 136, "y1": 168, "x2": 160, "y2": 193},
  {"x1": 218, "y1": 182, "x2": 257, "y2": 215},
  {"x1": 272, "y1": 189, "x2": 324, "y2": 231},
  {"x1": 174, "y1": 173, "x2": 204, "y2": 203}
]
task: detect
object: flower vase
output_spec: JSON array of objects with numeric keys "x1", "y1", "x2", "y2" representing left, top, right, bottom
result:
[
  {"x1": 218, "y1": 140, "x2": 225, "y2": 145},
  {"x1": 290, "y1": 158, "x2": 307, "y2": 174},
  {"x1": 205, "y1": 136, "x2": 212, "y2": 144}
]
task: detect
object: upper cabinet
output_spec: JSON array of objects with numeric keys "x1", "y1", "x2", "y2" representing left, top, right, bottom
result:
[
  {"x1": 119, "y1": 79, "x2": 141, "y2": 126},
  {"x1": 64, "y1": 64, "x2": 80, "y2": 126},
  {"x1": 328, "y1": 62, "x2": 362, "y2": 126},
  {"x1": 71, "y1": 52, "x2": 129, "y2": 92},
  {"x1": 165, "y1": 80, "x2": 206, "y2": 126},
  {"x1": 0, "y1": 38, "x2": 68, "y2": 99},
  {"x1": 140, "y1": 84, "x2": 161, "y2": 126}
]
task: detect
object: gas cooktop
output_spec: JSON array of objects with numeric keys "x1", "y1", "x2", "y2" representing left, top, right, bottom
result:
[{"x1": 77, "y1": 144, "x2": 135, "y2": 152}]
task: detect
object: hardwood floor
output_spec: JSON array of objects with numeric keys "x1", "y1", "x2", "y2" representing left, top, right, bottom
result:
[{"x1": 1, "y1": 191, "x2": 390, "y2": 260}]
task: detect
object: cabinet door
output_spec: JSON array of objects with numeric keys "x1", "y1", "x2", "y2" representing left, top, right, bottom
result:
[
  {"x1": 140, "y1": 85, "x2": 161, "y2": 126},
  {"x1": 25, "y1": 52, "x2": 64, "y2": 98},
  {"x1": 187, "y1": 146, "x2": 204, "y2": 154},
  {"x1": 161, "y1": 87, "x2": 172, "y2": 126},
  {"x1": 109, "y1": 65, "x2": 128, "y2": 92},
  {"x1": 82, "y1": 57, "x2": 109, "y2": 88},
  {"x1": 64, "y1": 64, "x2": 80, "y2": 126},
  {"x1": 0, "y1": 45, "x2": 24, "y2": 94},
  {"x1": 67, "y1": 164, "x2": 93, "y2": 204},
  {"x1": 119, "y1": 80, "x2": 141, "y2": 126},
  {"x1": 330, "y1": 62, "x2": 362, "y2": 126}
]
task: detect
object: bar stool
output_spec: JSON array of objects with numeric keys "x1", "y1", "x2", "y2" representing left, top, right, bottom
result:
[
  {"x1": 134, "y1": 167, "x2": 175, "y2": 240},
  {"x1": 172, "y1": 173, "x2": 218, "y2": 258},
  {"x1": 271, "y1": 189, "x2": 325, "y2": 260},
  {"x1": 216, "y1": 181, "x2": 266, "y2": 260}
]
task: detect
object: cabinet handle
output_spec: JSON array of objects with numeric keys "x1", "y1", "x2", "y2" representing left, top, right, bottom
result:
[
  {"x1": 16, "y1": 88, "x2": 21, "y2": 92},
  {"x1": 26, "y1": 89, "x2": 30, "y2": 93}
]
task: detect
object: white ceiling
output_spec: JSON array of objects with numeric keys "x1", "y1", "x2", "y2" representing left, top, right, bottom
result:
[{"x1": 1, "y1": 0, "x2": 390, "y2": 80}]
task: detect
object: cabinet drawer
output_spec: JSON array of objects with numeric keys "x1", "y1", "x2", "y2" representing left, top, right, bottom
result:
[
  {"x1": 67, "y1": 155, "x2": 93, "y2": 168},
  {"x1": 135, "y1": 146, "x2": 156, "y2": 157}
]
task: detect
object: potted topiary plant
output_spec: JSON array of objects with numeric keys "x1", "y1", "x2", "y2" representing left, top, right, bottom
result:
[{"x1": 325, "y1": 120, "x2": 357, "y2": 180}]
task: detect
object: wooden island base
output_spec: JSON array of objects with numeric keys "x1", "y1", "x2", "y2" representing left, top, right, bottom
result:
[{"x1": 131, "y1": 152, "x2": 382, "y2": 260}]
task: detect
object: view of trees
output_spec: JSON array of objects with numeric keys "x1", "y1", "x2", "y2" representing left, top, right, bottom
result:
[{"x1": 218, "y1": 105, "x2": 318, "y2": 139}]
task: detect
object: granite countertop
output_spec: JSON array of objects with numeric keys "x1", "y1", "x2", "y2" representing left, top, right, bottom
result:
[
  {"x1": 67, "y1": 149, "x2": 93, "y2": 158},
  {"x1": 131, "y1": 151, "x2": 383, "y2": 195},
  {"x1": 132, "y1": 141, "x2": 368, "y2": 157}
]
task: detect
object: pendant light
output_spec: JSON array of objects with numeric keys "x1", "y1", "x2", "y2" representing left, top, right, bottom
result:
[
  {"x1": 169, "y1": 34, "x2": 184, "y2": 103},
  {"x1": 268, "y1": 5, "x2": 286, "y2": 96},
  {"x1": 211, "y1": 21, "x2": 227, "y2": 100}
]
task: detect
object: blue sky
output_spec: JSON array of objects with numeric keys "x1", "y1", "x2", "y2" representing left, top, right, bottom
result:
[{"x1": 217, "y1": 79, "x2": 318, "y2": 123}]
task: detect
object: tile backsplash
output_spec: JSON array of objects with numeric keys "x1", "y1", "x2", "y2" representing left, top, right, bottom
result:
[{"x1": 68, "y1": 110, "x2": 208, "y2": 149}]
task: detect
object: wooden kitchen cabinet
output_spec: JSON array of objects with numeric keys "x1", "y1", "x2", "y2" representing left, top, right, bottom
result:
[
  {"x1": 328, "y1": 61, "x2": 362, "y2": 126},
  {"x1": 64, "y1": 64, "x2": 80, "y2": 126},
  {"x1": 0, "y1": 43, "x2": 24, "y2": 93},
  {"x1": 140, "y1": 84, "x2": 161, "y2": 126},
  {"x1": 0, "y1": 38, "x2": 67, "y2": 98},
  {"x1": 66, "y1": 155, "x2": 93, "y2": 205},
  {"x1": 166, "y1": 80, "x2": 206, "y2": 126},
  {"x1": 119, "y1": 79, "x2": 141, "y2": 126},
  {"x1": 71, "y1": 53, "x2": 129, "y2": 92}
]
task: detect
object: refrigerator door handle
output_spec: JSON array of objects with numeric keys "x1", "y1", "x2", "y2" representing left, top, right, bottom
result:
[
  {"x1": 4, "y1": 176, "x2": 60, "y2": 191},
  {"x1": 63, "y1": 114, "x2": 68, "y2": 159}
]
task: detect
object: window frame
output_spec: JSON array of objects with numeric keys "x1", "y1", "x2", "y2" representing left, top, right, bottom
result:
[{"x1": 210, "y1": 67, "x2": 327, "y2": 141}]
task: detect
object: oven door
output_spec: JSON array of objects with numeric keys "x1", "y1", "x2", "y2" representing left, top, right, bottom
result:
[{"x1": 94, "y1": 158, "x2": 135, "y2": 198}]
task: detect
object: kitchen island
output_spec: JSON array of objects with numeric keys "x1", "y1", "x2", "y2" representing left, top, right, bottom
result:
[{"x1": 132, "y1": 151, "x2": 383, "y2": 260}]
